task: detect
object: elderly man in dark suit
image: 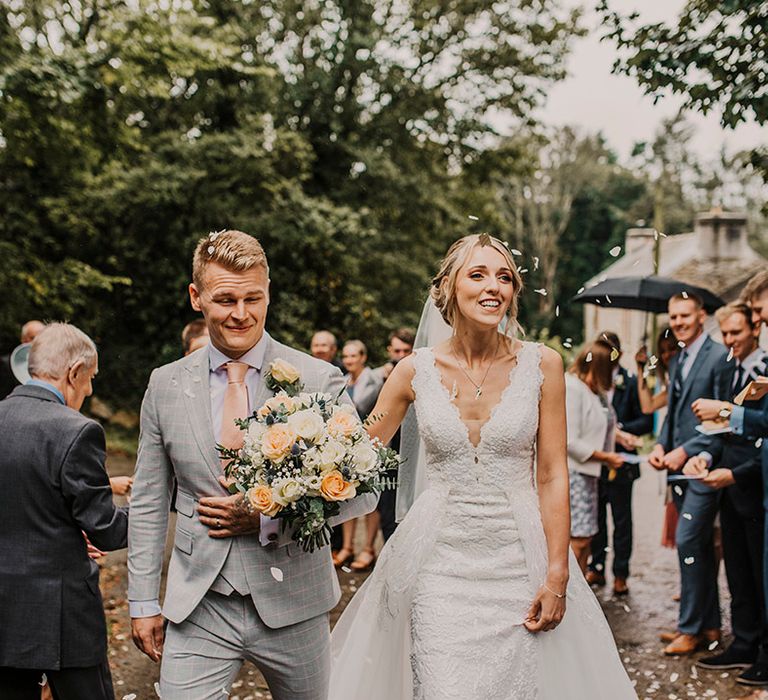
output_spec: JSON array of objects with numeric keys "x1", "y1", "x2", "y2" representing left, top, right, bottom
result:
[
  {"x1": 649, "y1": 293, "x2": 728, "y2": 656},
  {"x1": 0, "y1": 323, "x2": 128, "y2": 700},
  {"x1": 587, "y1": 332, "x2": 654, "y2": 596}
]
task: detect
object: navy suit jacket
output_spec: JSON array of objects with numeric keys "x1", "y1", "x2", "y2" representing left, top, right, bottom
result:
[
  {"x1": 0, "y1": 385, "x2": 128, "y2": 669},
  {"x1": 657, "y1": 335, "x2": 728, "y2": 457},
  {"x1": 702, "y1": 358, "x2": 768, "y2": 519},
  {"x1": 605, "y1": 367, "x2": 654, "y2": 482}
]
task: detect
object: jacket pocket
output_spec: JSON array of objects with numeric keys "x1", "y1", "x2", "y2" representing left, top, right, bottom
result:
[
  {"x1": 175, "y1": 490, "x2": 195, "y2": 518},
  {"x1": 175, "y1": 526, "x2": 193, "y2": 555}
]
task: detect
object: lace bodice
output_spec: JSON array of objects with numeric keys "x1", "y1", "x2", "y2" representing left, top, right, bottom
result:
[{"x1": 411, "y1": 341, "x2": 542, "y2": 494}]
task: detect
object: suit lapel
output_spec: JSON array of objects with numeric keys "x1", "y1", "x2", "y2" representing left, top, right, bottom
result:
[
  {"x1": 182, "y1": 349, "x2": 224, "y2": 482},
  {"x1": 678, "y1": 337, "x2": 711, "y2": 410}
]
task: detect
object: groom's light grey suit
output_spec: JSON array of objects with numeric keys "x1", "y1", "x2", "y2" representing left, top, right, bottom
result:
[{"x1": 128, "y1": 332, "x2": 377, "y2": 699}]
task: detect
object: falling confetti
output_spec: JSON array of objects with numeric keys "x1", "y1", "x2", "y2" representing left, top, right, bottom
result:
[
  {"x1": 681, "y1": 291, "x2": 688, "y2": 298},
  {"x1": 577, "y1": 286, "x2": 585, "y2": 294},
  {"x1": 154, "y1": 682, "x2": 162, "y2": 698},
  {"x1": 623, "y1": 604, "x2": 631, "y2": 613},
  {"x1": 605, "y1": 295, "x2": 612, "y2": 303},
  {"x1": 511, "y1": 248, "x2": 522, "y2": 256},
  {"x1": 123, "y1": 695, "x2": 138, "y2": 700},
  {"x1": 518, "y1": 267, "x2": 529, "y2": 274},
  {"x1": 708, "y1": 640, "x2": 719, "y2": 650},
  {"x1": 727, "y1": 347, "x2": 734, "y2": 361},
  {"x1": 533, "y1": 288, "x2": 547, "y2": 296},
  {"x1": 468, "y1": 215, "x2": 479, "y2": 221},
  {"x1": 684, "y1": 556, "x2": 695, "y2": 564},
  {"x1": 682, "y1": 513, "x2": 692, "y2": 520},
  {"x1": 533, "y1": 256, "x2": 540, "y2": 271},
  {"x1": 586, "y1": 352, "x2": 593, "y2": 363},
  {"x1": 270, "y1": 567, "x2": 284, "y2": 582},
  {"x1": 757, "y1": 438, "x2": 764, "y2": 448},
  {"x1": 674, "y1": 485, "x2": 683, "y2": 496},
  {"x1": 555, "y1": 305, "x2": 560, "y2": 317},
  {"x1": 207, "y1": 245, "x2": 215, "y2": 254},
  {"x1": 609, "y1": 246, "x2": 622, "y2": 257},
  {"x1": 677, "y1": 341, "x2": 686, "y2": 348}
]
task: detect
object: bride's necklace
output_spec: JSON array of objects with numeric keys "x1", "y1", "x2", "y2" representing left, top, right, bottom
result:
[{"x1": 450, "y1": 338, "x2": 499, "y2": 401}]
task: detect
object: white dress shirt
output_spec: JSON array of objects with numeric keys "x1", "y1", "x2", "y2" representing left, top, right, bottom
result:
[{"x1": 678, "y1": 331, "x2": 708, "y2": 381}]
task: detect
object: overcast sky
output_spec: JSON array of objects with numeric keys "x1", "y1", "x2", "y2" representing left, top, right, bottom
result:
[{"x1": 534, "y1": 0, "x2": 767, "y2": 163}]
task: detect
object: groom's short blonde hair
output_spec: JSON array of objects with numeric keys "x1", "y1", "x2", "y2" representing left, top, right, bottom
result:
[{"x1": 192, "y1": 230, "x2": 269, "y2": 289}]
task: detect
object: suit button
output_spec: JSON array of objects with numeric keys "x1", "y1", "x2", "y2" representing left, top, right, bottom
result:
[{"x1": 268, "y1": 533, "x2": 278, "y2": 542}]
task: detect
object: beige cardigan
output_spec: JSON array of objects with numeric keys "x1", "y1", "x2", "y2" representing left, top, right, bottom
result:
[{"x1": 565, "y1": 373, "x2": 609, "y2": 478}]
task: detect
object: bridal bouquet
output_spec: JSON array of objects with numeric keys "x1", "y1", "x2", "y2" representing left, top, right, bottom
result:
[{"x1": 219, "y1": 360, "x2": 399, "y2": 552}]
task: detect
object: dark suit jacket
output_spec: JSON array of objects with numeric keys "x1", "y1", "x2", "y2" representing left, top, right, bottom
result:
[
  {"x1": 657, "y1": 335, "x2": 728, "y2": 457},
  {"x1": 703, "y1": 358, "x2": 768, "y2": 519},
  {"x1": 605, "y1": 367, "x2": 654, "y2": 482},
  {"x1": 0, "y1": 352, "x2": 18, "y2": 400},
  {"x1": 0, "y1": 385, "x2": 128, "y2": 670}
]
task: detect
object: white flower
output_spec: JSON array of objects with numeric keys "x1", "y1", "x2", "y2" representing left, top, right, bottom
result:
[
  {"x1": 350, "y1": 441, "x2": 378, "y2": 476},
  {"x1": 305, "y1": 474, "x2": 323, "y2": 495},
  {"x1": 288, "y1": 409, "x2": 326, "y2": 443},
  {"x1": 318, "y1": 438, "x2": 347, "y2": 471},
  {"x1": 272, "y1": 478, "x2": 304, "y2": 506}
]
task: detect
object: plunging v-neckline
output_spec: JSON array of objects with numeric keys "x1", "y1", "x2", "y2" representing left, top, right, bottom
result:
[{"x1": 426, "y1": 343, "x2": 524, "y2": 451}]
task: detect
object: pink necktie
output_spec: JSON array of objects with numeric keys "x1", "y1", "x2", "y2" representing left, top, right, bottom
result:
[{"x1": 220, "y1": 361, "x2": 249, "y2": 464}]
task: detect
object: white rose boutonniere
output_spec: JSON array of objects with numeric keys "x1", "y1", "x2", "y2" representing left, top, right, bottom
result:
[{"x1": 265, "y1": 359, "x2": 303, "y2": 396}]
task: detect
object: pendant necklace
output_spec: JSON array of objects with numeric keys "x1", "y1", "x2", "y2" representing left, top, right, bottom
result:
[{"x1": 451, "y1": 338, "x2": 499, "y2": 400}]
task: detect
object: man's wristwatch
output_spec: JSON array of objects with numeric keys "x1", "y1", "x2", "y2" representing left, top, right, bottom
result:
[{"x1": 718, "y1": 403, "x2": 733, "y2": 420}]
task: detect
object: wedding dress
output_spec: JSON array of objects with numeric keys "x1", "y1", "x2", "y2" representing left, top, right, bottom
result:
[{"x1": 329, "y1": 341, "x2": 637, "y2": 699}]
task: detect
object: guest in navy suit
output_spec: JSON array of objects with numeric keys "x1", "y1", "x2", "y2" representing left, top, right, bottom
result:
[
  {"x1": 685, "y1": 303, "x2": 766, "y2": 676},
  {"x1": 649, "y1": 293, "x2": 728, "y2": 656}
]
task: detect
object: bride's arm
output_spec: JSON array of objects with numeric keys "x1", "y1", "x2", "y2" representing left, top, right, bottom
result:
[
  {"x1": 364, "y1": 354, "x2": 416, "y2": 445},
  {"x1": 526, "y1": 346, "x2": 570, "y2": 633}
]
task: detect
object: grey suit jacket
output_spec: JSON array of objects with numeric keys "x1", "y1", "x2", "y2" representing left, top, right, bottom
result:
[
  {"x1": 0, "y1": 385, "x2": 128, "y2": 669},
  {"x1": 657, "y1": 335, "x2": 728, "y2": 456},
  {"x1": 127, "y1": 335, "x2": 378, "y2": 628},
  {"x1": 349, "y1": 366, "x2": 383, "y2": 420}
]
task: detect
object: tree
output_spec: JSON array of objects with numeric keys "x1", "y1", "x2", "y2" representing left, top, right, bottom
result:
[
  {"x1": 0, "y1": 0, "x2": 583, "y2": 406},
  {"x1": 598, "y1": 0, "x2": 767, "y2": 129}
]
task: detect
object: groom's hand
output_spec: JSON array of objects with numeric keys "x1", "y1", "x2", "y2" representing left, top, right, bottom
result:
[
  {"x1": 131, "y1": 615, "x2": 164, "y2": 662},
  {"x1": 198, "y1": 476, "x2": 260, "y2": 538}
]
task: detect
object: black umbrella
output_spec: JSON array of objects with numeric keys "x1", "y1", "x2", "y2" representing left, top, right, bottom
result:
[{"x1": 571, "y1": 275, "x2": 725, "y2": 314}]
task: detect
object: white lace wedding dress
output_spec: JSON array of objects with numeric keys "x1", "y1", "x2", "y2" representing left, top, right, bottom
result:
[{"x1": 330, "y1": 342, "x2": 636, "y2": 699}]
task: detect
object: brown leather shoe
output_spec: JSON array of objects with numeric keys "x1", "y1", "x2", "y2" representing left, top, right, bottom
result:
[
  {"x1": 659, "y1": 630, "x2": 680, "y2": 643},
  {"x1": 613, "y1": 577, "x2": 629, "y2": 596},
  {"x1": 664, "y1": 633, "x2": 702, "y2": 656},
  {"x1": 586, "y1": 570, "x2": 606, "y2": 586}
]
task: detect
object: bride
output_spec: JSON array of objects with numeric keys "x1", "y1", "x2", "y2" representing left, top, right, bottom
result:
[{"x1": 330, "y1": 233, "x2": 636, "y2": 699}]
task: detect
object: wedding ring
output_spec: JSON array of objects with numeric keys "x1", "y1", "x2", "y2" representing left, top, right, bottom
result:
[{"x1": 215, "y1": 518, "x2": 221, "y2": 529}]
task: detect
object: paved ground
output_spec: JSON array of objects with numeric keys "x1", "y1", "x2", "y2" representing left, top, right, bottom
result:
[{"x1": 102, "y1": 455, "x2": 754, "y2": 700}]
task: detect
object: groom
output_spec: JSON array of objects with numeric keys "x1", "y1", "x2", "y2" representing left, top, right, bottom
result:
[{"x1": 128, "y1": 230, "x2": 378, "y2": 699}]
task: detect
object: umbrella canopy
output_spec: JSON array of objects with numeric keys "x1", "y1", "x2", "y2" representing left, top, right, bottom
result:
[{"x1": 571, "y1": 276, "x2": 725, "y2": 314}]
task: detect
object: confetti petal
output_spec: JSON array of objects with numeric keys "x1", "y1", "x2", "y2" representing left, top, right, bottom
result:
[
  {"x1": 207, "y1": 245, "x2": 215, "y2": 254},
  {"x1": 684, "y1": 556, "x2": 695, "y2": 564},
  {"x1": 533, "y1": 288, "x2": 547, "y2": 296},
  {"x1": 609, "y1": 245, "x2": 622, "y2": 257},
  {"x1": 468, "y1": 215, "x2": 479, "y2": 221}
]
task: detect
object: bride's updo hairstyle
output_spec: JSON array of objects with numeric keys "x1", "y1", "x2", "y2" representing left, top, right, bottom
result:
[{"x1": 431, "y1": 233, "x2": 523, "y2": 337}]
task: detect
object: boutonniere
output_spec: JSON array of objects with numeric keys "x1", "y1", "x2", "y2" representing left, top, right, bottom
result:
[
  {"x1": 614, "y1": 373, "x2": 625, "y2": 390},
  {"x1": 264, "y1": 359, "x2": 304, "y2": 397}
]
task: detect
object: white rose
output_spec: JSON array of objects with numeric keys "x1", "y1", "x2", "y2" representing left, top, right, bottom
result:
[
  {"x1": 288, "y1": 409, "x2": 326, "y2": 444},
  {"x1": 351, "y1": 441, "x2": 379, "y2": 476},
  {"x1": 318, "y1": 438, "x2": 347, "y2": 471},
  {"x1": 273, "y1": 478, "x2": 304, "y2": 505}
]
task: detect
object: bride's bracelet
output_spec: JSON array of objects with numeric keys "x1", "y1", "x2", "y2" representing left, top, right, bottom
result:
[{"x1": 541, "y1": 583, "x2": 566, "y2": 599}]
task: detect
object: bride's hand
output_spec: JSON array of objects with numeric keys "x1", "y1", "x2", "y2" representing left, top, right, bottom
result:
[{"x1": 524, "y1": 584, "x2": 566, "y2": 633}]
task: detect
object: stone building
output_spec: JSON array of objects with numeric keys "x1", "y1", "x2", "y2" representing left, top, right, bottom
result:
[{"x1": 581, "y1": 210, "x2": 767, "y2": 367}]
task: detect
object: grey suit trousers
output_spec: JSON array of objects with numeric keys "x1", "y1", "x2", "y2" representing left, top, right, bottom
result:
[{"x1": 160, "y1": 591, "x2": 330, "y2": 700}]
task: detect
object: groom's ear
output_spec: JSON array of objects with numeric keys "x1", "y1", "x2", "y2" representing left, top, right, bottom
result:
[{"x1": 189, "y1": 282, "x2": 202, "y2": 312}]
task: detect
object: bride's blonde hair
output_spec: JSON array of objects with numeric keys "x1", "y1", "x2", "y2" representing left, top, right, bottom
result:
[{"x1": 431, "y1": 234, "x2": 523, "y2": 337}]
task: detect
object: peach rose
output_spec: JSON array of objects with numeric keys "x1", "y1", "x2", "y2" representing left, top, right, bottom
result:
[
  {"x1": 269, "y1": 359, "x2": 301, "y2": 384},
  {"x1": 257, "y1": 393, "x2": 296, "y2": 418},
  {"x1": 261, "y1": 424, "x2": 297, "y2": 462},
  {"x1": 247, "y1": 485, "x2": 282, "y2": 517},
  {"x1": 326, "y1": 407, "x2": 359, "y2": 439},
  {"x1": 319, "y1": 470, "x2": 357, "y2": 502}
]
